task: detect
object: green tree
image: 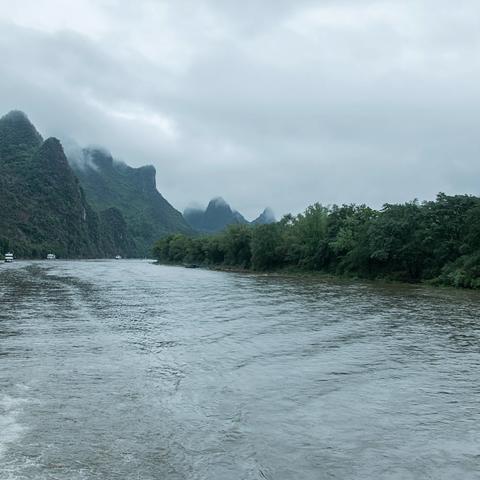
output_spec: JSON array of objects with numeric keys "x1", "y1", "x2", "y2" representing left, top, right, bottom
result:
[
  {"x1": 221, "y1": 225, "x2": 252, "y2": 268},
  {"x1": 251, "y1": 223, "x2": 283, "y2": 270}
]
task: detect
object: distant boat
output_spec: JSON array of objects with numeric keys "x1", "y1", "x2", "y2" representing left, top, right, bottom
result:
[
  {"x1": 4, "y1": 252, "x2": 14, "y2": 263},
  {"x1": 184, "y1": 263, "x2": 199, "y2": 269},
  {"x1": 46, "y1": 253, "x2": 56, "y2": 260},
  {"x1": 115, "y1": 255, "x2": 122, "y2": 260}
]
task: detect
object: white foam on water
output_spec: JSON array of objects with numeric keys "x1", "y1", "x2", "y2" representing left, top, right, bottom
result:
[{"x1": 0, "y1": 394, "x2": 28, "y2": 459}]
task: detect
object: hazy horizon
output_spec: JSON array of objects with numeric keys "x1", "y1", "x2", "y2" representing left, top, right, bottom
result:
[{"x1": 1, "y1": 0, "x2": 480, "y2": 218}]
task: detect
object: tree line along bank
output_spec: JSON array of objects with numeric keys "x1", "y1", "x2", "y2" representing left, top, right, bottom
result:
[{"x1": 153, "y1": 193, "x2": 480, "y2": 289}]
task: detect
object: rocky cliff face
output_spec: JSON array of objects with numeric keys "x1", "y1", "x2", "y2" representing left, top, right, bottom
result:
[
  {"x1": 0, "y1": 111, "x2": 102, "y2": 257},
  {"x1": 70, "y1": 148, "x2": 192, "y2": 256},
  {"x1": 0, "y1": 110, "x2": 189, "y2": 258}
]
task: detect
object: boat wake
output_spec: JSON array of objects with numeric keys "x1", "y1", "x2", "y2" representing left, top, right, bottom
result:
[{"x1": 0, "y1": 392, "x2": 28, "y2": 459}]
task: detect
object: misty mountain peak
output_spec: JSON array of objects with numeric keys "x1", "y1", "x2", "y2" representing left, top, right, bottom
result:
[
  {"x1": 184, "y1": 197, "x2": 249, "y2": 232},
  {"x1": 35, "y1": 137, "x2": 78, "y2": 180},
  {"x1": 0, "y1": 109, "x2": 43, "y2": 152},
  {"x1": 3, "y1": 110, "x2": 30, "y2": 122},
  {"x1": 39, "y1": 137, "x2": 66, "y2": 162},
  {"x1": 135, "y1": 164, "x2": 157, "y2": 190},
  {"x1": 253, "y1": 207, "x2": 276, "y2": 225},
  {"x1": 208, "y1": 197, "x2": 229, "y2": 209},
  {"x1": 87, "y1": 148, "x2": 115, "y2": 170},
  {"x1": 42, "y1": 136, "x2": 63, "y2": 150}
]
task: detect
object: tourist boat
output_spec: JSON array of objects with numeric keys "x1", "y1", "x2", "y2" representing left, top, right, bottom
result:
[
  {"x1": 115, "y1": 255, "x2": 122, "y2": 260},
  {"x1": 46, "y1": 253, "x2": 56, "y2": 260},
  {"x1": 4, "y1": 252, "x2": 14, "y2": 263}
]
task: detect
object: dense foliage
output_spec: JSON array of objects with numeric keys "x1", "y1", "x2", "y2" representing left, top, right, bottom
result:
[{"x1": 153, "y1": 194, "x2": 480, "y2": 289}]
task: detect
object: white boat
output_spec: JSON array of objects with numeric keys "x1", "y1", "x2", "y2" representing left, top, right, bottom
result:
[
  {"x1": 46, "y1": 253, "x2": 56, "y2": 260},
  {"x1": 115, "y1": 255, "x2": 122, "y2": 260},
  {"x1": 4, "y1": 252, "x2": 14, "y2": 263}
]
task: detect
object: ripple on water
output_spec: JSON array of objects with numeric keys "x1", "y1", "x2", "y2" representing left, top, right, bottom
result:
[{"x1": 1, "y1": 260, "x2": 480, "y2": 479}]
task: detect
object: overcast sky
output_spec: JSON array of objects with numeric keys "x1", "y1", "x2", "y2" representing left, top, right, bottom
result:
[{"x1": 1, "y1": 0, "x2": 480, "y2": 219}]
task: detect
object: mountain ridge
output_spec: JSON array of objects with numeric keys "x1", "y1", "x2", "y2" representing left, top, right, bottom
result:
[
  {"x1": 69, "y1": 147, "x2": 193, "y2": 256},
  {"x1": 0, "y1": 110, "x2": 192, "y2": 258},
  {"x1": 184, "y1": 197, "x2": 275, "y2": 233},
  {"x1": 0, "y1": 111, "x2": 102, "y2": 257}
]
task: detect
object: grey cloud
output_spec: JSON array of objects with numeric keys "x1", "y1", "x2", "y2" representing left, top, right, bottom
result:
[{"x1": 1, "y1": 0, "x2": 480, "y2": 219}]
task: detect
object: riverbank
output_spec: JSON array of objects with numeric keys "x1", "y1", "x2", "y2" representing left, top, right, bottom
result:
[
  {"x1": 155, "y1": 260, "x2": 468, "y2": 292},
  {"x1": 153, "y1": 195, "x2": 480, "y2": 290}
]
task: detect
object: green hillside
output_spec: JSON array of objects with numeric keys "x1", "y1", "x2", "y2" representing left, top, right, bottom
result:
[
  {"x1": 0, "y1": 110, "x2": 187, "y2": 258},
  {"x1": 70, "y1": 148, "x2": 192, "y2": 256},
  {"x1": 0, "y1": 111, "x2": 104, "y2": 258}
]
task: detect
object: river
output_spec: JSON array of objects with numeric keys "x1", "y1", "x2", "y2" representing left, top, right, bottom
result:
[{"x1": 1, "y1": 260, "x2": 479, "y2": 479}]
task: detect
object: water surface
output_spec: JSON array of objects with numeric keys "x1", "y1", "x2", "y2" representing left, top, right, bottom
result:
[{"x1": 1, "y1": 260, "x2": 480, "y2": 479}]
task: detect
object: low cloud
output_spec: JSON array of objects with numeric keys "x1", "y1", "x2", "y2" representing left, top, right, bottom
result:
[{"x1": 1, "y1": 0, "x2": 480, "y2": 218}]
